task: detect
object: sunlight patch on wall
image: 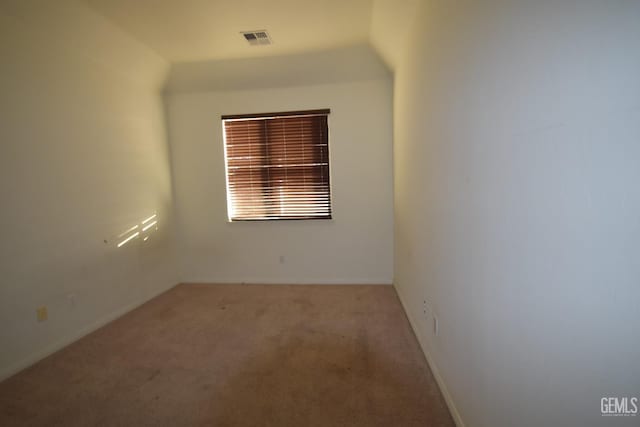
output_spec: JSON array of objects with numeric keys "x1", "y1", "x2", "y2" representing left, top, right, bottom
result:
[{"x1": 113, "y1": 213, "x2": 158, "y2": 248}]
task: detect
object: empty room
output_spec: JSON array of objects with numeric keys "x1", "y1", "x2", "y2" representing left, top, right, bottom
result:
[{"x1": 0, "y1": 0, "x2": 638, "y2": 426}]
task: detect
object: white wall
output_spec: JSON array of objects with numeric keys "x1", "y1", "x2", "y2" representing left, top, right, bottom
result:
[
  {"x1": 0, "y1": 0, "x2": 178, "y2": 379},
  {"x1": 393, "y1": 1, "x2": 640, "y2": 426},
  {"x1": 167, "y1": 78, "x2": 394, "y2": 284},
  {"x1": 166, "y1": 44, "x2": 390, "y2": 94}
]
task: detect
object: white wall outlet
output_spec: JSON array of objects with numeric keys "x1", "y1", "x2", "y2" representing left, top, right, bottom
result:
[
  {"x1": 433, "y1": 314, "x2": 439, "y2": 336},
  {"x1": 68, "y1": 293, "x2": 76, "y2": 309},
  {"x1": 279, "y1": 255, "x2": 285, "y2": 264}
]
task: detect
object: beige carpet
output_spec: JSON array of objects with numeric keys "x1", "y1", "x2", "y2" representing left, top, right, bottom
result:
[{"x1": 0, "y1": 284, "x2": 454, "y2": 426}]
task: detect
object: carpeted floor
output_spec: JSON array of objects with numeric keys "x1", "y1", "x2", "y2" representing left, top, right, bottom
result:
[{"x1": 0, "y1": 284, "x2": 454, "y2": 426}]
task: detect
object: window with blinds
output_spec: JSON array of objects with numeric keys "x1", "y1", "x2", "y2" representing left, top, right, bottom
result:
[{"x1": 222, "y1": 109, "x2": 332, "y2": 221}]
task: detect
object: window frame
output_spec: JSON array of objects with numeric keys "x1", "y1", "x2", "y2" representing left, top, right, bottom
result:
[{"x1": 221, "y1": 109, "x2": 333, "y2": 222}]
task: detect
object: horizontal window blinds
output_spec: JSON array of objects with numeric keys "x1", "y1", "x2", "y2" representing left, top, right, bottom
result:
[{"x1": 222, "y1": 109, "x2": 332, "y2": 221}]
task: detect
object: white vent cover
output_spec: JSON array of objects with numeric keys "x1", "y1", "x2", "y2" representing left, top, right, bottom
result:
[{"x1": 241, "y1": 30, "x2": 272, "y2": 46}]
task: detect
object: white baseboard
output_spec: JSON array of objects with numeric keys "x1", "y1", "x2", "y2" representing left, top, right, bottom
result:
[
  {"x1": 179, "y1": 278, "x2": 393, "y2": 285},
  {"x1": 393, "y1": 284, "x2": 466, "y2": 427},
  {"x1": 0, "y1": 282, "x2": 178, "y2": 382}
]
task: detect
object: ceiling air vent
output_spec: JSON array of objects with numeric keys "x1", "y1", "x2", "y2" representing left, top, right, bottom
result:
[{"x1": 241, "y1": 30, "x2": 272, "y2": 46}]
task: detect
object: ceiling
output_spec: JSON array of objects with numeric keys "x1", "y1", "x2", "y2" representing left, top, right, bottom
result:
[
  {"x1": 83, "y1": 0, "x2": 375, "y2": 62},
  {"x1": 370, "y1": 0, "x2": 420, "y2": 69}
]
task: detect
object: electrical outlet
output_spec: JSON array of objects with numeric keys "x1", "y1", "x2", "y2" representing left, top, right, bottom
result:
[
  {"x1": 68, "y1": 293, "x2": 76, "y2": 309},
  {"x1": 279, "y1": 255, "x2": 285, "y2": 264},
  {"x1": 36, "y1": 306, "x2": 48, "y2": 322},
  {"x1": 433, "y1": 314, "x2": 439, "y2": 336}
]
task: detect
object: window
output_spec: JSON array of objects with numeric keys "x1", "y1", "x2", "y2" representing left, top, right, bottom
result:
[{"x1": 222, "y1": 109, "x2": 332, "y2": 221}]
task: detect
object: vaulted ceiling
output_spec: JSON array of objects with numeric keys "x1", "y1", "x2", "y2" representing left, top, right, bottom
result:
[
  {"x1": 83, "y1": 0, "x2": 371, "y2": 62},
  {"x1": 82, "y1": 0, "x2": 419, "y2": 69}
]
